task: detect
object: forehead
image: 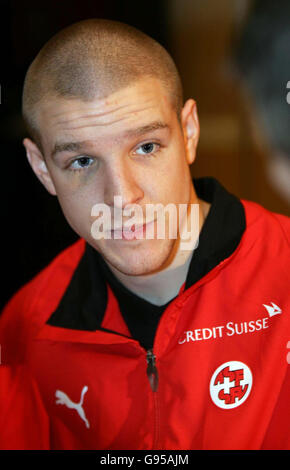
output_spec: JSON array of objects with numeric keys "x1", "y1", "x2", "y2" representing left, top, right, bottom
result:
[{"x1": 37, "y1": 78, "x2": 176, "y2": 148}]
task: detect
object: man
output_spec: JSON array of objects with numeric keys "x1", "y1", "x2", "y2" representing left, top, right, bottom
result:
[{"x1": 0, "y1": 19, "x2": 289, "y2": 450}]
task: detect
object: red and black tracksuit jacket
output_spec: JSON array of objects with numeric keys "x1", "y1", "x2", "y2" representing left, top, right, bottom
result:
[{"x1": 0, "y1": 177, "x2": 289, "y2": 450}]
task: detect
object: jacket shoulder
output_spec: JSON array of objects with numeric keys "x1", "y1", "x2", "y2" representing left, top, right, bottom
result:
[
  {"x1": 0, "y1": 238, "x2": 85, "y2": 364},
  {"x1": 241, "y1": 199, "x2": 290, "y2": 247}
]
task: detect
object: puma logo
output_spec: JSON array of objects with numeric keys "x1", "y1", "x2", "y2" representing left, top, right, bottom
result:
[{"x1": 55, "y1": 385, "x2": 90, "y2": 428}]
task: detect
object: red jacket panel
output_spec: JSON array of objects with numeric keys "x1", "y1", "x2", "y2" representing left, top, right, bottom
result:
[{"x1": 0, "y1": 364, "x2": 49, "y2": 449}]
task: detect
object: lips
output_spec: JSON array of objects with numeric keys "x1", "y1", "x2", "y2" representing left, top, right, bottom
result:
[{"x1": 112, "y1": 220, "x2": 154, "y2": 240}]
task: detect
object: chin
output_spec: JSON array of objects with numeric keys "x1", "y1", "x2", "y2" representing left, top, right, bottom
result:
[{"x1": 97, "y1": 238, "x2": 176, "y2": 276}]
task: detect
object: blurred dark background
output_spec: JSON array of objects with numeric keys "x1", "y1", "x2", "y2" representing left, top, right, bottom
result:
[{"x1": 1, "y1": 0, "x2": 289, "y2": 310}]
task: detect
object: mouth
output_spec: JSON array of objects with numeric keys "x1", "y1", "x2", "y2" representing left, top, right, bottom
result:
[{"x1": 111, "y1": 220, "x2": 155, "y2": 241}]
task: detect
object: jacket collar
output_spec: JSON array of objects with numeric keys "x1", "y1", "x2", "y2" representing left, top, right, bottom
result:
[
  {"x1": 185, "y1": 177, "x2": 246, "y2": 289},
  {"x1": 47, "y1": 177, "x2": 246, "y2": 331}
]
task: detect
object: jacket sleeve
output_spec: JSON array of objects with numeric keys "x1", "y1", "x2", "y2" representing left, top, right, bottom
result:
[
  {"x1": 0, "y1": 364, "x2": 50, "y2": 450},
  {"x1": 0, "y1": 239, "x2": 85, "y2": 449},
  {"x1": 0, "y1": 283, "x2": 35, "y2": 364}
]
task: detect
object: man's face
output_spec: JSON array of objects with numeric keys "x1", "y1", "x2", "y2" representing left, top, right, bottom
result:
[{"x1": 26, "y1": 78, "x2": 199, "y2": 275}]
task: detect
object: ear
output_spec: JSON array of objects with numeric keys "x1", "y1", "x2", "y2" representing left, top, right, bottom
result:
[
  {"x1": 23, "y1": 138, "x2": 57, "y2": 196},
  {"x1": 181, "y1": 99, "x2": 200, "y2": 165}
]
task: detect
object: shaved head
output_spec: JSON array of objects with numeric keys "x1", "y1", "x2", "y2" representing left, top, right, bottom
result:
[{"x1": 22, "y1": 19, "x2": 183, "y2": 151}]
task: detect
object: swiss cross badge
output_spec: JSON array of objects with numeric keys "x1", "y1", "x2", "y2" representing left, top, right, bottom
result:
[{"x1": 210, "y1": 361, "x2": 252, "y2": 409}]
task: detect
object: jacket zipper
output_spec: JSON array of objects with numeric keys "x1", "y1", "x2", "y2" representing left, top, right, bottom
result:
[
  {"x1": 146, "y1": 349, "x2": 160, "y2": 449},
  {"x1": 146, "y1": 349, "x2": 158, "y2": 392}
]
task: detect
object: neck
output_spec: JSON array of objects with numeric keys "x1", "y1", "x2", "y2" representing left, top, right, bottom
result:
[{"x1": 107, "y1": 192, "x2": 210, "y2": 306}]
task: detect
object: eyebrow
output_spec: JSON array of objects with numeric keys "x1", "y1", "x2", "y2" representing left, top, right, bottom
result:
[
  {"x1": 123, "y1": 121, "x2": 169, "y2": 138},
  {"x1": 51, "y1": 121, "x2": 170, "y2": 158}
]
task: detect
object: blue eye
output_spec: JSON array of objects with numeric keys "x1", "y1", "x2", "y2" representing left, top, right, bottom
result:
[
  {"x1": 70, "y1": 156, "x2": 94, "y2": 170},
  {"x1": 135, "y1": 142, "x2": 160, "y2": 155}
]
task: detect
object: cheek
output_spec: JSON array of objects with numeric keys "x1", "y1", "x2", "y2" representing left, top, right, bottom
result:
[
  {"x1": 46, "y1": 168, "x2": 108, "y2": 237},
  {"x1": 59, "y1": 196, "x2": 88, "y2": 231},
  {"x1": 55, "y1": 185, "x2": 101, "y2": 237},
  {"x1": 153, "y1": 148, "x2": 190, "y2": 202},
  {"x1": 52, "y1": 167, "x2": 105, "y2": 208}
]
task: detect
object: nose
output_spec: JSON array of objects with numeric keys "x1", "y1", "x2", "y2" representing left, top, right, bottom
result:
[{"x1": 104, "y1": 159, "x2": 144, "y2": 209}]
